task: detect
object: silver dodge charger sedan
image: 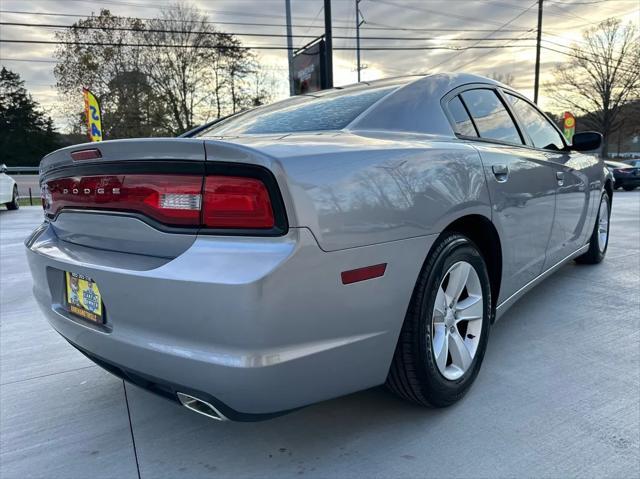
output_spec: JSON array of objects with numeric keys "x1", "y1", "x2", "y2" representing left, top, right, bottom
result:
[{"x1": 26, "y1": 73, "x2": 611, "y2": 421}]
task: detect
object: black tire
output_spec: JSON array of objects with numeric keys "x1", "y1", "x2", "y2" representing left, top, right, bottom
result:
[
  {"x1": 6, "y1": 186, "x2": 19, "y2": 210},
  {"x1": 386, "y1": 233, "x2": 492, "y2": 408},
  {"x1": 622, "y1": 185, "x2": 636, "y2": 191},
  {"x1": 575, "y1": 191, "x2": 610, "y2": 264}
]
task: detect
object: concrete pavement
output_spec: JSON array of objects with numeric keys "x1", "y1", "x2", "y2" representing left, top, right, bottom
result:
[{"x1": 1, "y1": 192, "x2": 639, "y2": 478}]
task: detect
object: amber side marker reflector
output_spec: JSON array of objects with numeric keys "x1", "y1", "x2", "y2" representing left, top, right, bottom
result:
[
  {"x1": 71, "y1": 148, "x2": 102, "y2": 161},
  {"x1": 341, "y1": 263, "x2": 387, "y2": 285}
]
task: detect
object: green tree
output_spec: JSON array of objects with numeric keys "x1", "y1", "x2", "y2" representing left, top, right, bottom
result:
[{"x1": 0, "y1": 67, "x2": 60, "y2": 166}]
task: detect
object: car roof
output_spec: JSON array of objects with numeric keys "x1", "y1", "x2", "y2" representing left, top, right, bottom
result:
[{"x1": 348, "y1": 73, "x2": 505, "y2": 136}]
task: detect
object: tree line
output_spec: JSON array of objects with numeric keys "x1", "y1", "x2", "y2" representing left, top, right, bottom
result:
[
  {"x1": 0, "y1": 67, "x2": 62, "y2": 166},
  {"x1": 1, "y1": 13, "x2": 637, "y2": 166},
  {"x1": 54, "y1": 4, "x2": 276, "y2": 138}
]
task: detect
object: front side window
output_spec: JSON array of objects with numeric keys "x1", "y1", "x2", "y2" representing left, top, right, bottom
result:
[
  {"x1": 460, "y1": 89, "x2": 522, "y2": 144},
  {"x1": 448, "y1": 96, "x2": 478, "y2": 137},
  {"x1": 505, "y1": 93, "x2": 565, "y2": 150}
]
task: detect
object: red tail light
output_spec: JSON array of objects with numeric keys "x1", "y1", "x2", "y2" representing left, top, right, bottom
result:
[
  {"x1": 43, "y1": 173, "x2": 276, "y2": 230},
  {"x1": 202, "y1": 176, "x2": 274, "y2": 228}
]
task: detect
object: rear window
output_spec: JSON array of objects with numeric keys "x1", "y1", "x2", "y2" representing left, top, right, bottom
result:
[
  {"x1": 448, "y1": 96, "x2": 478, "y2": 137},
  {"x1": 198, "y1": 86, "x2": 398, "y2": 136}
]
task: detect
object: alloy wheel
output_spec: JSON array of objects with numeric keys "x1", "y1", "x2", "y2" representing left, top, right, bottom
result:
[
  {"x1": 431, "y1": 261, "x2": 484, "y2": 381},
  {"x1": 597, "y1": 196, "x2": 609, "y2": 253}
]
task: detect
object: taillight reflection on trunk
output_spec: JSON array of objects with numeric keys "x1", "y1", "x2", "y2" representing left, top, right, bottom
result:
[
  {"x1": 44, "y1": 174, "x2": 276, "y2": 230},
  {"x1": 45, "y1": 175, "x2": 203, "y2": 226}
]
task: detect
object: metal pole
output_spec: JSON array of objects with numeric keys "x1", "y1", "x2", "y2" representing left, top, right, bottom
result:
[
  {"x1": 324, "y1": 0, "x2": 333, "y2": 88},
  {"x1": 285, "y1": 0, "x2": 295, "y2": 96},
  {"x1": 533, "y1": 0, "x2": 543, "y2": 104},
  {"x1": 356, "y1": 0, "x2": 361, "y2": 82}
]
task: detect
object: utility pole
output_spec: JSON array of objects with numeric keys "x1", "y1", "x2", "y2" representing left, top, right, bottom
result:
[
  {"x1": 356, "y1": 0, "x2": 363, "y2": 82},
  {"x1": 324, "y1": 0, "x2": 333, "y2": 88},
  {"x1": 533, "y1": 0, "x2": 543, "y2": 104},
  {"x1": 285, "y1": 0, "x2": 295, "y2": 96}
]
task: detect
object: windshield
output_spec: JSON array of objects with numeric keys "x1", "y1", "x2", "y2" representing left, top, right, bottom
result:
[{"x1": 196, "y1": 86, "x2": 398, "y2": 137}]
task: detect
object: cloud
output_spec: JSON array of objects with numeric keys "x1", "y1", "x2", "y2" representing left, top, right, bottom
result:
[{"x1": 1, "y1": 0, "x2": 637, "y2": 130}]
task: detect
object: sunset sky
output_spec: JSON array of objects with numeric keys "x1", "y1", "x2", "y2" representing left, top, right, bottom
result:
[{"x1": 1, "y1": 0, "x2": 638, "y2": 131}]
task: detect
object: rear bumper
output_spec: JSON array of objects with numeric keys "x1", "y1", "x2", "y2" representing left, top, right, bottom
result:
[{"x1": 26, "y1": 220, "x2": 433, "y2": 418}]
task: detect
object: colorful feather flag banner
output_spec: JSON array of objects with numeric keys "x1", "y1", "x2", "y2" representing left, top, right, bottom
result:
[
  {"x1": 563, "y1": 111, "x2": 575, "y2": 142},
  {"x1": 83, "y1": 88, "x2": 103, "y2": 142}
]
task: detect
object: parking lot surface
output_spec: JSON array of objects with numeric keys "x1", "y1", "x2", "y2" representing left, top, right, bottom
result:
[{"x1": 1, "y1": 192, "x2": 639, "y2": 479}]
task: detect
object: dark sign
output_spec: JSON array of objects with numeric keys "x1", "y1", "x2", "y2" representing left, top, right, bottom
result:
[{"x1": 293, "y1": 39, "x2": 327, "y2": 95}]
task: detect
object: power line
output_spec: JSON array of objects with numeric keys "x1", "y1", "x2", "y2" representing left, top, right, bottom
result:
[
  {"x1": 57, "y1": 0, "x2": 358, "y2": 26},
  {"x1": 0, "y1": 38, "x2": 536, "y2": 51},
  {"x1": 540, "y1": 45, "x2": 638, "y2": 75},
  {"x1": 541, "y1": 39, "x2": 639, "y2": 70},
  {"x1": 370, "y1": 0, "x2": 519, "y2": 28},
  {"x1": 449, "y1": 30, "x2": 535, "y2": 73},
  {"x1": 0, "y1": 58, "x2": 58, "y2": 63},
  {"x1": 0, "y1": 10, "x2": 536, "y2": 32},
  {"x1": 430, "y1": 0, "x2": 539, "y2": 71},
  {"x1": 0, "y1": 21, "x2": 539, "y2": 42}
]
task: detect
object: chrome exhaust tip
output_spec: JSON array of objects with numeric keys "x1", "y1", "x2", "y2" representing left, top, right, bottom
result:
[{"x1": 176, "y1": 392, "x2": 228, "y2": 421}]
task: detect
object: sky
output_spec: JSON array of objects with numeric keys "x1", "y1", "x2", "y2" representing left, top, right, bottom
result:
[{"x1": 1, "y1": 0, "x2": 638, "y2": 131}]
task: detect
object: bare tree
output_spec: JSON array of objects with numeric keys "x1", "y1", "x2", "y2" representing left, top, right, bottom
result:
[
  {"x1": 549, "y1": 18, "x2": 640, "y2": 156},
  {"x1": 53, "y1": 4, "x2": 272, "y2": 137},
  {"x1": 489, "y1": 71, "x2": 515, "y2": 87},
  {"x1": 143, "y1": 4, "x2": 239, "y2": 133},
  {"x1": 53, "y1": 10, "x2": 162, "y2": 137}
]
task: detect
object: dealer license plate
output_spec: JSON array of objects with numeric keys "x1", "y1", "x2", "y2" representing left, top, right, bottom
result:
[{"x1": 65, "y1": 272, "x2": 104, "y2": 324}]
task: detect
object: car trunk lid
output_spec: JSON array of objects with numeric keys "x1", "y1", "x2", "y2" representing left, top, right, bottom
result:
[{"x1": 40, "y1": 138, "x2": 288, "y2": 258}]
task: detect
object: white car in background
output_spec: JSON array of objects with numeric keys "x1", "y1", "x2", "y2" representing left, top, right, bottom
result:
[{"x1": 0, "y1": 164, "x2": 19, "y2": 210}]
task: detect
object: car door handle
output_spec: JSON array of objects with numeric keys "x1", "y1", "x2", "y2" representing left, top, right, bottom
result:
[
  {"x1": 492, "y1": 164, "x2": 509, "y2": 182},
  {"x1": 556, "y1": 171, "x2": 565, "y2": 186}
]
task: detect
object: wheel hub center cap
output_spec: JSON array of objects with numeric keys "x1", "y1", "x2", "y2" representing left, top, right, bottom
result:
[{"x1": 445, "y1": 308, "x2": 456, "y2": 328}]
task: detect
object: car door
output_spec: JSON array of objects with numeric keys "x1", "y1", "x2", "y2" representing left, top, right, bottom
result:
[
  {"x1": 502, "y1": 92, "x2": 598, "y2": 268},
  {"x1": 446, "y1": 88, "x2": 557, "y2": 303}
]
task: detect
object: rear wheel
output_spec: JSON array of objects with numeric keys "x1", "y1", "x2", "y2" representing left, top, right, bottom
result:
[
  {"x1": 386, "y1": 233, "x2": 492, "y2": 407},
  {"x1": 6, "y1": 186, "x2": 19, "y2": 210},
  {"x1": 622, "y1": 185, "x2": 636, "y2": 191},
  {"x1": 575, "y1": 191, "x2": 610, "y2": 264}
]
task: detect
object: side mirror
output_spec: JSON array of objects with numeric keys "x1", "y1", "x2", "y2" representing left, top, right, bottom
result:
[
  {"x1": 571, "y1": 131, "x2": 602, "y2": 152},
  {"x1": 0, "y1": 164, "x2": 7, "y2": 174}
]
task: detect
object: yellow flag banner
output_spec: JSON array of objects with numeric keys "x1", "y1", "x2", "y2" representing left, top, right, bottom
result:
[
  {"x1": 563, "y1": 111, "x2": 575, "y2": 142},
  {"x1": 83, "y1": 88, "x2": 103, "y2": 142}
]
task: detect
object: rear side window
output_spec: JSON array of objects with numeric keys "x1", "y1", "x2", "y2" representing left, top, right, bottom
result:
[
  {"x1": 448, "y1": 96, "x2": 478, "y2": 137},
  {"x1": 505, "y1": 93, "x2": 565, "y2": 150},
  {"x1": 461, "y1": 89, "x2": 522, "y2": 145},
  {"x1": 198, "y1": 86, "x2": 397, "y2": 136}
]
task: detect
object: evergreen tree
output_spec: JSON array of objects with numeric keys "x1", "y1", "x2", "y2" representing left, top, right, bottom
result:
[{"x1": 0, "y1": 67, "x2": 60, "y2": 166}]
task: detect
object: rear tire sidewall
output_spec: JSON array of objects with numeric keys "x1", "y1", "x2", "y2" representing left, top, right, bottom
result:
[
  {"x1": 7, "y1": 186, "x2": 19, "y2": 210},
  {"x1": 417, "y1": 236, "x2": 492, "y2": 405},
  {"x1": 576, "y1": 190, "x2": 610, "y2": 264},
  {"x1": 593, "y1": 191, "x2": 611, "y2": 261}
]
